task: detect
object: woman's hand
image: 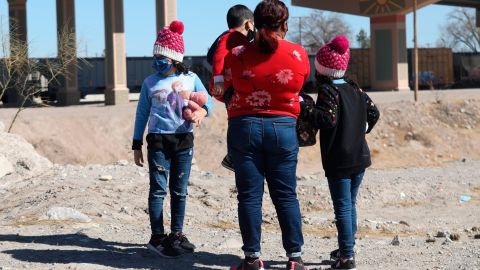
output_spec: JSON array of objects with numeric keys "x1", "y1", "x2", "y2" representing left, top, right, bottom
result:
[
  {"x1": 191, "y1": 108, "x2": 208, "y2": 127},
  {"x1": 213, "y1": 83, "x2": 225, "y2": 96},
  {"x1": 134, "y1": 149, "x2": 144, "y2": 167}
]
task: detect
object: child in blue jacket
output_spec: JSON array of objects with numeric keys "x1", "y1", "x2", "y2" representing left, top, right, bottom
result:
[{"x1": 132, "y1": 20, "x2": 213, "y2": 258}]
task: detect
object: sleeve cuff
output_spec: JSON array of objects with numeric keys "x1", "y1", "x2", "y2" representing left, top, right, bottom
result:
[
  {"x1": 132, "y1": 139, "x2": 143, "y2": 150},
  {"x1": 202, "y1": 105, "x2": 210, "y2": 116},
  {"x1": 213, "y1": 75, "x2": 224, "y2": 84}
]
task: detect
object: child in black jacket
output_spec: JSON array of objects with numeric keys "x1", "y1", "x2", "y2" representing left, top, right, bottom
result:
[{"x1": 300, "y1": 36, "x2": 379, "y2": 270}]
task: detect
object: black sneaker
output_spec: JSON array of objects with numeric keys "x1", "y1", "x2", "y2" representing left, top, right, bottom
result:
[
  {"x1": 330, "y1": 249, "x2": 355, "y2": 261},
  {"x1": 330, "y1": 249, "x2": 340, "y2": 261},
  {"x1": 221, "y1": 154, "x2": 235, "y2": 172},
  {"x1": 168, "y1": 232, "x2": 195, "y2": 254},
  {"x1": 230, "y1": 258, "x2": 265, "y2": 270},
  {"x1": 146, "y1": 234, "x2": 180, "y2": 258},
  {"x1": 331, "y1": 258, "x2": 356, "y2": 270},
  {"x1": 287, "y1": 257, "x2": 309, "y2": 270}
]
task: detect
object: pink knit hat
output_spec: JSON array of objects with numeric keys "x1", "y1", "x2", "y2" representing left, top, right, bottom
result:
[
  {"x1": 315, "y1": 36, "x2": 350, "y2": 78},
  {"x1": 153, "y1": 21, "x2": 185, "y2": 62}
]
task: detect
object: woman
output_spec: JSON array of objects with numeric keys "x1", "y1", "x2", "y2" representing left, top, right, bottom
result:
[{"x1": 214, "y1": 1, "x2": 310, "y2": 269}]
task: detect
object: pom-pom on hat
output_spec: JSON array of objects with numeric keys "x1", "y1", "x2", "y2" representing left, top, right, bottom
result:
[
  {"x1": 153, "y1": 20, "x2": 185, "y2": 62},
  {"x1": 315, "y1": 36, "x2": 350, "y2": 78}
]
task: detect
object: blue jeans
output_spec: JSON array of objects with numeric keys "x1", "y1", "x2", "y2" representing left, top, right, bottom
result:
[
  {"x1": 327, "y1": 171, "x2": 365, "y2": 258},
  {"x1": 147, "y1": 147, "x2": 193, "y2": 235},
  {"x1": 227, "y1": 115, "x2": 303, "y2": 258}
]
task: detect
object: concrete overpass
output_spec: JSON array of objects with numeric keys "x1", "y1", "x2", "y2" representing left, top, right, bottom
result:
[
  {"x1": 292, "y1": 0, "x2": 480, "y2": 91},
  {"x1": 6, "y1": 0, "x2": 177, "y2": 106}
]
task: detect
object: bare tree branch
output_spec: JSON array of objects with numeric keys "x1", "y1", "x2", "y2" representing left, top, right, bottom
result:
[
  {"x1": 1, "y1": 18, "x2": 83, "y2": 132},
  {"x1": 287, "y1": 11, "x2": 352, "y2": 54},
  {"x1": 438, "y1": 8, "x2": 480, "y2": 52}
]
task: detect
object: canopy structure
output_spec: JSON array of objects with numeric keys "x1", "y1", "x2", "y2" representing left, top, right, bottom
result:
[{"x1": 292, "y1": 0, "x2": 479, "y2": 90}]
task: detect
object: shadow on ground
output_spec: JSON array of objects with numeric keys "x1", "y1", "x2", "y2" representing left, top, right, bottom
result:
[{"x1": 0, "y1": 233, "x2": 240, "y2": 269}]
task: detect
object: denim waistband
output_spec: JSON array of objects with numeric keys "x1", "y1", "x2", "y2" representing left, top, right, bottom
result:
[{"x1": 229, "y1": 114, "x2": 296, "y2": 123}]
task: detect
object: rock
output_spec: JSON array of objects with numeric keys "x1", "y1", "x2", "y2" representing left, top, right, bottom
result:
[
  {"x1": 0, "y1": 131, "x2": 52, "y2": 176},
  {"x1": 218, "y1": 238, "x2": 243, "y2": 249},
  {"x1": 391, "y1": 235, "x2": 400, "y2": 246},
  {"x1": 99, "y1": 175, "x2": 113, "y2": 181},
  {"x1": 296, "y1": 175, "x2": 308, "y2": 181},
  {"x1": 201, "y1": 171, "x2": 214, "y2": 178},
  {"x1": 120, "y1": 207, "x2": 129, "y2": 214},
  {"x1": 116, "y1": 160, "x2": 129, "y2": 166},
  {"x1": 474, "y1": 234, "x2": 480, "y2": 239},
  {"x1": 44, "y1": 207, "x2": 91, "y2": 223},
  {"x1": 0, "y1": 155, "x2": 14, "y2": 178},
  {"x1": 426, "y1": 237, "x2": 436, "y2": 243},
  {"x1": 449, "y1": 233, "x2": 460, "y2": 241},
  {"x1": 399, "y1": 220, "x2": 410, "y2": 227},
  {"x1": 436, "y1": 231, "x2": 447, "y2": 238},
  {"x1": 442, "y1": 237, "x2": 453, "y2": 245}
]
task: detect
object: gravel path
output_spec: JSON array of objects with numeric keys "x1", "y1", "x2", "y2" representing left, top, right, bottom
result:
[{"x1": 0, "y1": 160, "x2": 479, "y2": 270}]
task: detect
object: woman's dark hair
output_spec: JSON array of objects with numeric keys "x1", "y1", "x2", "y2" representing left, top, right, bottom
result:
[
  {"x1": 173, "y1": 61, "x2": 190, "y2": 75},
  {"x1": 254, "y1": 0, "x2": 289, "y2": 54},
  {"x1": 227, "y1": 5, "x2": 254, "y2": 29}
]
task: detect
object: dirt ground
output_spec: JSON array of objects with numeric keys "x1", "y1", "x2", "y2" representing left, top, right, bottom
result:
[
  {"x1": 1, "y1": 90, "x2": 480, "y2": 176},
  {"x1": 0, "y1": 90, "x2": 480, "y2": 269}
]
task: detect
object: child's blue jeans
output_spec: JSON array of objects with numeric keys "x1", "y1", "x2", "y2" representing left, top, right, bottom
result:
[
  {"x1": 147, "y1": 147, "x2": 193, "y2": 235},
  {"x1": 327, "y1": 170, "x2": 365, "y2": 258}
]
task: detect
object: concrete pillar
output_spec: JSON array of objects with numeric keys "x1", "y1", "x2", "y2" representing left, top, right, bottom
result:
[
  {"x1": 5, "y1": 0, "x2": 27, "y2": 105},
  {"x1": 104, "y1": 0, "x2": 129, "y2": 105},
  {"x1": 370, "y1": 14, "x2": 409, "y2": 91},
  {"x1": 56, "y1": 0, "x2": 79, "y2": 105},
  {"x1": 156, "y1": 0, "x2": 176, "y2": 33}
]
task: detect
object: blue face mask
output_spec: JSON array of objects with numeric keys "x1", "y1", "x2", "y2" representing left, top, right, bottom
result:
[{"x1": 152, "y1": 57, "x2": 173, "y2": 74}]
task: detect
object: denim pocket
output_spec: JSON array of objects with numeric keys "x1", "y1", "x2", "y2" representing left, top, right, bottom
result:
[
  {"x1": 273, "y1": 121, "x2": 298, "y2": 151},
  {"x1": 227, "y1": 121, "x2": 252, "y2": 151}
]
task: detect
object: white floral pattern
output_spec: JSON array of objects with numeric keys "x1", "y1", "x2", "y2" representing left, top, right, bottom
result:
[
  {"x1": 275, "y1": 69, "x2": 294, "y2": 84},
  {"x1": 242, "y1": 70, "x2": 255, "y2": 79},
  {"x1": 232, "y1": 46, "x2": 246, "y2": 56},
  {"x1": 292, "y1": 50, "x2": 302, "y2": 61},
  {"x1": 245, "y1": 90, "x2": 272, "y2": 107}
]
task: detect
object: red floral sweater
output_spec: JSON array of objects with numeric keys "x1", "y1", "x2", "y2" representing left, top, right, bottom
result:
[{"x1": 221, "y1": 40, "x2": 310, "y2": 119}]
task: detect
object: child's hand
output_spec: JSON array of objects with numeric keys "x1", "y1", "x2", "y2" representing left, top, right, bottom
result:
[
  {"x1": 191, "y1": 108, "x2": 208, "y2": 127},
  {"x1": 179, "y1": 90, "x2": 191, "y2": 100},
  {"x1": 213, "y1": 83, "x2": 225, "y2": 96},
  {"x1": 134, "y1": 149, "x2": 144, "y2": 167}
]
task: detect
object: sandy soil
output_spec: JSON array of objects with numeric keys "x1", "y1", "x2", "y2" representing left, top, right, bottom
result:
[{"x1": 0, "y1": 160, "x2": 479, "y2": 270}]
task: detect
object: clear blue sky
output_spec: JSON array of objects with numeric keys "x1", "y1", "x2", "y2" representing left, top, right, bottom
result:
[{"x1": 0, "y1": 0, "x2": 458, "y2": 57}]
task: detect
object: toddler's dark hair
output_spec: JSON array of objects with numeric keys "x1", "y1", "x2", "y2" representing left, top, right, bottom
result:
[{"x1": 227, "y1": 5, "x2": 254, "y2": 29}]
